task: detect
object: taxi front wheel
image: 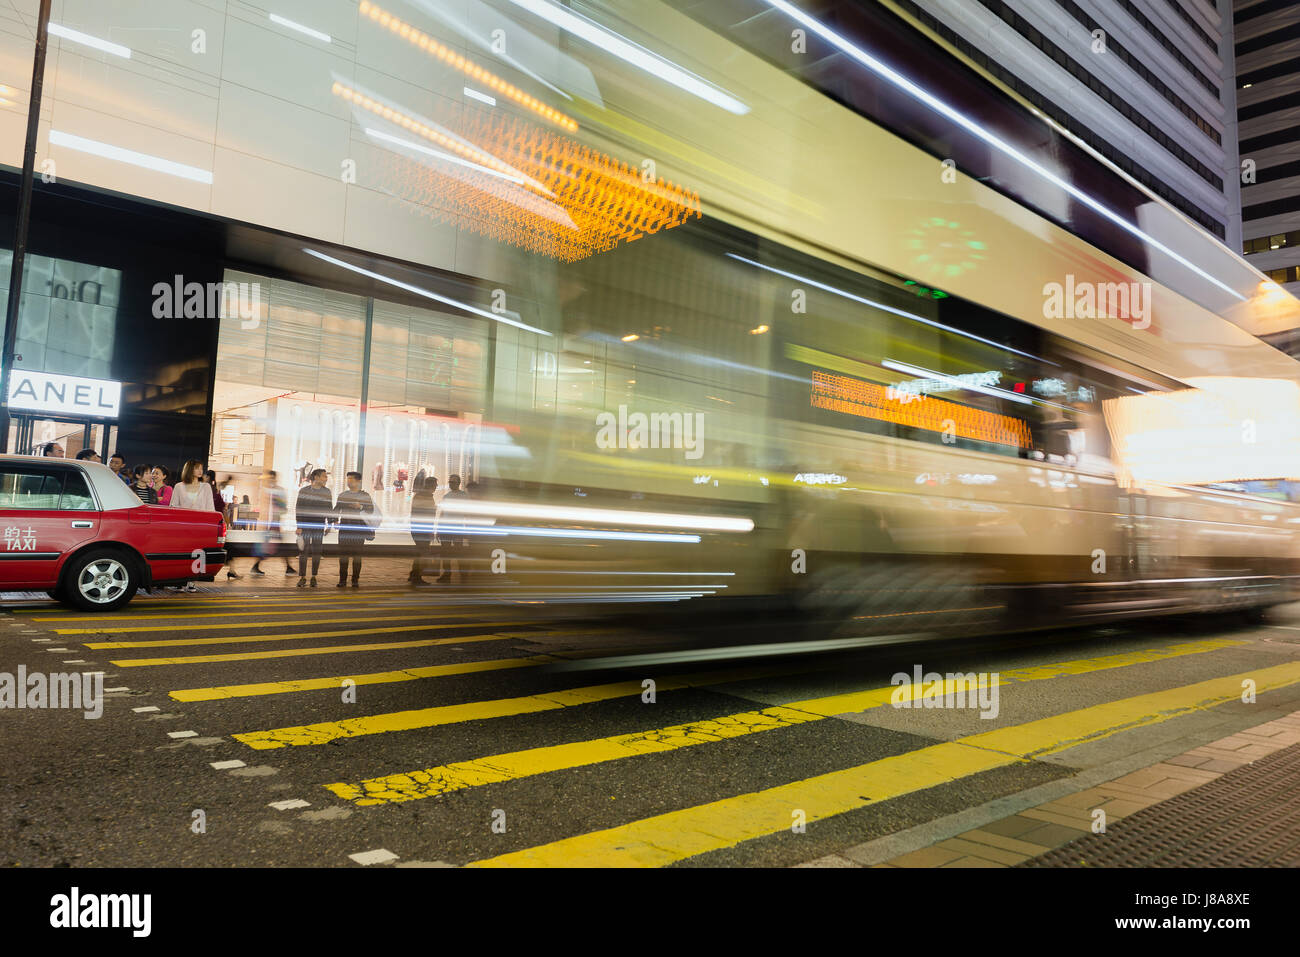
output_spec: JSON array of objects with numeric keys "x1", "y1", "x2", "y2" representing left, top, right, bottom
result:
[{"x1": 65, "y1": 549, "x2": 139, "y2": 612}]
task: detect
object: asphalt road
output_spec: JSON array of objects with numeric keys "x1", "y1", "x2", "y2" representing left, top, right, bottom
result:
[{"x1": 3, "y1": 574, "x2": 1300, "y2": 868}]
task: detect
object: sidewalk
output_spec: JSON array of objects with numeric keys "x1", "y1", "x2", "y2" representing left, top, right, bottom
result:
[
  {"x1": 217, "y1": 554, "x2": 422, "y2": 584},
  {"x1": 190, "y1": 553, "x2": 475, "y2": 595},
  {"x1": 797, "y1": 709, "x2": 1300, "y2": 868}
]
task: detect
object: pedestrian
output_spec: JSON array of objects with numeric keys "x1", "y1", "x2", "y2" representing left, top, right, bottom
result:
[
  {"x1": 408, "y1": 475, "x2": 438, "y2": 585},
  {"x1": 107, "y1": 454, "x2": 130, "y2": 483},
  {"x1": 295, "y1": 468, "x2": 333, "y2": 588},
  {"x1": 412, "y1": 469, "x2": 427, "y2": 500},
  {"x1": 74, "y1": 448, "x2": 100, "y2": 462},
  {"x1": 169, "y1": 460, "x2": 214, "y2": 592},
  {"x1": 171, "y1": 460, "x2": 215, "y2": 510},
  {"x1": 40, "y1": 441, "x2": 65, "y2": 458},
  {"x1": 199, "y1": 471, "x2": 241, "y2": 579},
  {"x1": 151, "y1": 465, "x2": 172, "y2": 506},
  {"x1": 438, "y1": 474, "x2": 470, "y2": 583},
  {"x1": 250, "y1": 470, "x2": 296, "y2": 577},
  {"x1": 131, "y1": 464, "x2": 158, "y2": 504},
  {"x1": 334, "y1": 471, "x2": 376, "y2": 588},
  {"x1": 216, "y1": 475, "x2": 237, "y2": 524}
]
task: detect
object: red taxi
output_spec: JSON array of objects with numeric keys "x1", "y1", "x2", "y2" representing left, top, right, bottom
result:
[{"x1": 0, "y1": 455, "x2": 226, "y2": 610}]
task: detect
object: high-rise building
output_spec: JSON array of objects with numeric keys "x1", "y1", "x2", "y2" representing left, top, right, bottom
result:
[
  {"x1": 897, "y1": 0, "x2": 1243, "y2": 249},
  {"x1": 1234, "y1": 0, "x2": 1300, "y2": 308}
]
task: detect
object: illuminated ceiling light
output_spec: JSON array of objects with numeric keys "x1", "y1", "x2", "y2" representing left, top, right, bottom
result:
[
  {"x1": 758, "y1": 0, "x2": 1245, "y2": 301},
  {"x1": 503, "y1": 0, "x2": 748, "y2": 114},
  {"x1": 0, "y1": 99, "x2": 11, "y2": 107},
  {"x1": 302, "y1": 248, "x2": 552, "y2": 336},
  {"x1": 727, "y1": 253, "x2": 1054, "y2": 364},
  {"x1": 333, "y1": 81, "x2": 547, "y2": 192},
  {"x1": 357, "y1": 1, "x2": 578, "y2": 132},
  {"x1": 1242, "y1": 83, "x2": 1252, "y2": 89},
  {"x1": 621, "y1": 333, "x2": 640, "y2": 341},
  {"x1": 49, "y1": 130, "x2": 212, "y2": 183},
  {"x1": 269, "y1": 13, "x2": 332, "y2": 43},
  {"x1": 49, "y1": 23, "x2": 131, "y2": 58},
  {"x1": 366, "y1": 95, "x2": 701, "y2": 261},
  {"x1": 749, "y1": 324, "x2": 769, "y2": 334},
  {"x1": 439, "y1": 499, "x2": 755, "y2": 532},
  {"x1": 464, "y1": 87, "x2": 496, "y2": 106},
  {"x1": 1260, "y1": 280, "x2": 1282, "y2": 293},
  {"x1": 364, "y1": 128, "x2": 525, "y2": 185}
]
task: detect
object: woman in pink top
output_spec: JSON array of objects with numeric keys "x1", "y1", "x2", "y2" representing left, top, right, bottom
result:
[
  {"x1": 151, "y1": 465, "x2": 173, "y2": 506},
  {"x1": 170, "y1": 460, "x2": 215, "y2": 510}
]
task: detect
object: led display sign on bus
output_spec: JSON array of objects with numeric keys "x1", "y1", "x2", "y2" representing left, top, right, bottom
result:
[{"x1": 5, "y1": 370, "x2": 121, "y2": 418}]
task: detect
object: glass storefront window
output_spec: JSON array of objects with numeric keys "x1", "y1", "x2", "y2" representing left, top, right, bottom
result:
[
  {"x1": 210, "y1": 272, "x2": 366, "y2": 518},
  {"x1": 211, "y1": 270, "x2": 502, "y2": 530},
  {"x1": 363, "y1": 298, "x2": 490, "y2": 522}
]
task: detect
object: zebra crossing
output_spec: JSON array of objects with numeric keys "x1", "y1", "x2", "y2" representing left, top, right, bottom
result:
[{"x1": 6, "y1": 587, "x2": 1300, "y2": 867}]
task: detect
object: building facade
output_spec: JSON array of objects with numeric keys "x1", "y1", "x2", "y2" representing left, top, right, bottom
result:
[
  {"x1": 899, "y1": 0, "x2": 1243, "y2": 249},
  {"x1": 1234, "y1": 0, "x2": 1300, "y2": 359}
]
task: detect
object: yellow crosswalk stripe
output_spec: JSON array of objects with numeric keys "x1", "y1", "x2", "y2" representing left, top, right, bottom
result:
[
  {"x1": 232, "y1": 661, "x2": 828, "y2": 750},
  {"x1": 325, "y1": 638, "x2": 1242, "y2": 805},
  {"x1": 169, "y1": 655, "x2": 556, "y2": 702},
  {"x1": 34, "y1": 603, "x2": 480, "y2": 624},
  {"x1": 467, "y1": 657, "x2": 1300, "y2": 867},
  {"x1": 16, "y1": 590, "x2": 417, "y2": 616},
  {"x1": 85, "y1": 621, "x2": 528, "y2": 649},
  {"x1": 58, "y1": 612, "x2": 508, "y2": 635},
  {"x1": 110, "y1": 633, "x2": 516, "y2": 667}
]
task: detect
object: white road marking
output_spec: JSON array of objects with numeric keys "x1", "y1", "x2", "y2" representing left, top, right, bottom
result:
[
  {"x1": 269, "y1": 799, "x2": 310, "y2": 810},
  {"x1": 349, "y1": 849, "x2": 399, "y2": 866},
  {"x1": 30, "y1": 638, "x2": 51, "y2": 642},
  {"x1": 168, "y1": 730, "x2": 198, "y2": 739},
  {"x1": 133, "y1": 706, "x2": 160, "y2": 713},
  {"x1": 46, "y1": 647, "x2": 71, "y2": 652},
  {"x1": 62, "y1": 659, "x2": 87, "y2": 664},
  {"x1": 104, "y1": 687, "x2": 129, "y2": 692},
  {"x1": 211, "y1": 760, "x2": 246, "y2": 770}
]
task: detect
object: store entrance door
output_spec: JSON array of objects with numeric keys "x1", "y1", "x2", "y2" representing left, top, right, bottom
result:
[{"x1": 7, "y1": 413, "x2": 114, "y2": 459}]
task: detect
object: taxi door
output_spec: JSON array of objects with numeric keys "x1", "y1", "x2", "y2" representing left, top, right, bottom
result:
[{"x1": 0, "y1": 464, "x2": 99, "y2": 589}]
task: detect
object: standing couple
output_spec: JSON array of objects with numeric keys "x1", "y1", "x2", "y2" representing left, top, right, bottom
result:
[
  {"x1": 408, "y1": 473, "x2": 469, "y2": 585},
  {"x1": 270, "y1": 469, "x2": 379, "y2": 588}
]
